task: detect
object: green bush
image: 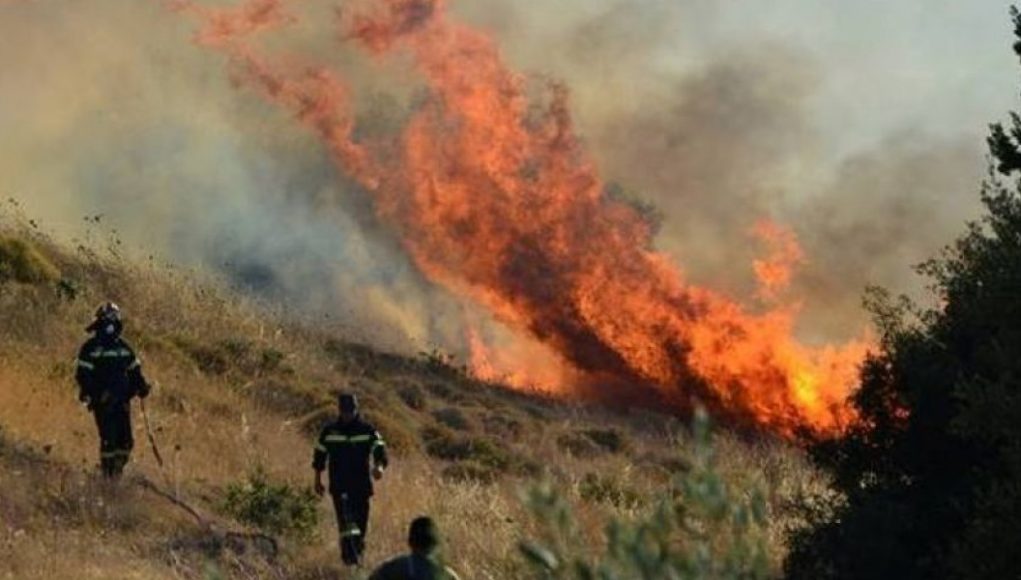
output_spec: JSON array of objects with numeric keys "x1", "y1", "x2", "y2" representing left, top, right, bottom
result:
[
  {"x1": 0, "y1": 237, "x2": 59, "y2": 285},
  {"x1": 222, "y1": 467, "x2": 319, "y2": 540},
  {"x1": 520, "y1": 409, "x2": 771, "y2": 579}
]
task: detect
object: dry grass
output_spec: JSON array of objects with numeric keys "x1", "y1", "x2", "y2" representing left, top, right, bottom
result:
[{"x1": 0, "y1": 212, "x2": 827, "y2": 578}]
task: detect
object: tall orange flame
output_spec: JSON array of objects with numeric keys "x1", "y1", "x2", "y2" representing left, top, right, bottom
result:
[{"x1": 178, "y1": 0, "x2": 871, "y2": 437}]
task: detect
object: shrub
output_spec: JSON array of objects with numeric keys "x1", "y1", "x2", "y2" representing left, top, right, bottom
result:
[
  {"x1": 584, "y1": 429, "x2": 628, "y2": 454},
  {"x1": 362, "y1": 409, "x2": 420, "y2": 455},
  {"x1": 422, "y1": 427, "x2": 524, "y2": 473},
  {"x1": 577, "y1": 473, "x2": 641, "y2": 510},
  {"x1": 520, "y1": 409, "x2": 771, "y2": 579},
  {"x1": 556, "y1": 432, "x2": 599, "y2": 458},
  {"x1": 481, "y1": 414, "x2": 523, "y2": 441},
  {"x1": 417, "y1": 348, "x2": 468, "y2": 378},
  {"x1": 172, "y1": 336, "x2": 230, "y2": 376},
  {"x1": 423, "y1": 380, "x2": 465, "y2": 403},
  {"x1": 432, "y1": 407, "x2": 472, "y2": 431},
  {"x1": 441, "y1": 462, "x2": 499, "y2": 485},
  {"x1": 259, "y1": 348, "x2": 287, "y2": 374},
  {"x1": 0, "y1": 237, "x2": 59, "y2": 285},
  {"x1": 247, "y1": 379, "x2": 321, "y2": 416},
  {"x1": 221, "y1": 467, "x2": 319, "y2": 540},
  {"x1": 397, "y1": 383, "x2": 427, "y2": 411},
  {"x1": 423, "y1": 428, "x2": 509, "y2": 469},
  {"x1": 558, "y1": 429, "x2": 628, "y2": 457},
  {"x1": 56, "y1": 278, "x2": 81, "y2": 301},
  {"x1": 172, "y1": 337, "x2": 289, "y2": 378}
]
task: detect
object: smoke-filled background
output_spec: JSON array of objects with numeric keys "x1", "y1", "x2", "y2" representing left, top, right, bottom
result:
[{"x1": 0, "y1": 0, "x2": 1014, "y2": 353}]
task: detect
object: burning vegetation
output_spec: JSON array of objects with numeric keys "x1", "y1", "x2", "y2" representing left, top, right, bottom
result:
[{"x1": 174, "y1": 0, "x2": 871, "y2": 438}]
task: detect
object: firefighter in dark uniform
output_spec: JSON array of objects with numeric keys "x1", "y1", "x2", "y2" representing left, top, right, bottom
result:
[
  {"x1": 313, "y1": 393, "x2": 389, "y2": 566},
  {"x1": 75, "y1": 302, "x2": 151, "y2": 478}
]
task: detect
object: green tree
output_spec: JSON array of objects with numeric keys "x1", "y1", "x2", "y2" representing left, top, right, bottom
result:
[{"x1": 786, "y1": 8, "x2": 1021, "y2": 579}]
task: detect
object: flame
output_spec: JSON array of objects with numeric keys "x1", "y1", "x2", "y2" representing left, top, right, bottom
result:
[
  {"x1": 466, "y1": 326, "x2": 573, "y2": 394},
  {"x1": 751, "y1": 220, "x2": 804, "y2": 302},
  {"x1": 179, "y1": 0, "x2": 872, "y2": 437}
]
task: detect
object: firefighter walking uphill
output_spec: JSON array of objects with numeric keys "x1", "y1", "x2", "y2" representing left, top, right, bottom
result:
[
  {"x1": 75, "y1": 302, "x2": 151, "y2": 479},
  {"x1": 314, "y1": 393, "x2": 389, "y2": 567}
]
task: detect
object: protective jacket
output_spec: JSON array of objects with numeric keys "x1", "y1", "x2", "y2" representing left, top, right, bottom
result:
[
  {"x1": 75, "y1": 332, "x2": 149, "y2": 477},
  {"x1": 75, "y1": 335, "x2": 149, "y2": 405},
  {"x1": 313, "y1": 416, "x2": 388, "y2": 496}
]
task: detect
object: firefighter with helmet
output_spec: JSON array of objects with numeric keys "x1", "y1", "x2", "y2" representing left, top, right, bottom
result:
[
  {"x1": 75, "y1": 302, "x2": 151, "y2": 478},
  {"x1": 313, "y1": 393, "x2": 389, "y2": 566}
]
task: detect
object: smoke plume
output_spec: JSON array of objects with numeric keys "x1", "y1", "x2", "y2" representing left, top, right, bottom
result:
[{"x1": 0, "y1": 0, "x2": 1004, "y2": 434}]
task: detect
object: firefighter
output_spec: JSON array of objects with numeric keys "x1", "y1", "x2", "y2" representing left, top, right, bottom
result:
[
  {"x1": 75, "y1": 302, "x2": 151, "y2": 478},
  {"x1": 369, "y1": 517, "x2": 461, "y2": 580},
  {"x1": 313, "y1": 393, "x2": 389, "y2": 566}
]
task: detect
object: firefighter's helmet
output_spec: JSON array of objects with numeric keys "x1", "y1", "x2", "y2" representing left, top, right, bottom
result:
[
  {"x1": 87, "y1": 302, "x2": 123, "y2": 336},
  {"x1": 94, "y1": 302, "x2": 122, "y2": 323},
  {"x1": 338, "y1": 393, "x2": 359, "y2": 414}
]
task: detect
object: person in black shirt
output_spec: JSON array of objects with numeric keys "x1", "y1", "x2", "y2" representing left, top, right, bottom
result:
[
  {"x1": 74, "y1": 302, "x2": 151, "y2": 478},
  {"x1": 313, "y1": 393, "x2": 389, "y2": 566}
]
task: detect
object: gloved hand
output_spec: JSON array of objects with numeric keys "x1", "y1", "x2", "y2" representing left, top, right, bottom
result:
[
  {"x1": 138, "y1": 382, "x2": 151, "y2": 399},
  {"x1": 78, "y1": 392, "x2": 92, "y2": 409},
  {"x1": 372, "y1": 464, "x2": 385, "y2": 481}
]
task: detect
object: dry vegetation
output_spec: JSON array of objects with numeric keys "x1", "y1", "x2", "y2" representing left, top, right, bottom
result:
[{"x1": 0, "y1": 203, "x2": 828, "y2": 578}]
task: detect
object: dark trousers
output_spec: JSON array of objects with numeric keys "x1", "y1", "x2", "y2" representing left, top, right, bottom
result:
[
  {"x1": 331, "y1": 492, "x2": 371, "y2": 566},
  {"x1": 93, "y1": 401, "x2": 134, "y2": 478}
]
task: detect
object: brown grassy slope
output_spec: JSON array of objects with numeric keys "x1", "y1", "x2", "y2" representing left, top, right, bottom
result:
[{"x1": 0, "y1": 214, "x2": 827, "y2": 578}]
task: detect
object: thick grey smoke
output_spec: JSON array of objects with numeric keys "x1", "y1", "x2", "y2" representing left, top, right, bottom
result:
[
  {"x1": 0, "y1": 0, "x2": 1013, "y2": 353},
  {"x1": 0, "y1": 0, "x2": 472, "y2": 350},
  {"x1": 789, "y1": 134, "x2": 985, "y2": 340},
  {"x1": 458, "y1": 0, "x2": 1010, "y2": 340}
]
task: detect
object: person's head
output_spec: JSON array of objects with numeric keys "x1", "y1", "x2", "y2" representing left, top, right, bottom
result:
[
  {"x1": 338, "y1": 393, "x2": 359, "y2": 423},
  {"x1": 87, "y1": 301, "x2": 123, "y2": 339},
  {"x1": 408, "y1": 516, "x2": 440, "y2": 555}
]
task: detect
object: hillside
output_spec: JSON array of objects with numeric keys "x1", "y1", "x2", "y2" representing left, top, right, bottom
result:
[{"x1": 0, "y1": 207, "x2": 825, "y2": 579}]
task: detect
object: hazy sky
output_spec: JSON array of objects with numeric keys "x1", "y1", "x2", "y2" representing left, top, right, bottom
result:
[
  {"x1": 706, "y1": 1, "x2": 1018, "y2": 155},
  {"x1": 474, "y1": 0, "x2": 1020, "y2": 158},
  {"x1": 2, "y1": 0, "x2": 1020, "y2": 347}
]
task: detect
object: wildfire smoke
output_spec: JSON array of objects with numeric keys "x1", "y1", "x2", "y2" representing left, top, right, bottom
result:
[{"x1": 177, "y1": 0, "x2": 870, "y2": 437}]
